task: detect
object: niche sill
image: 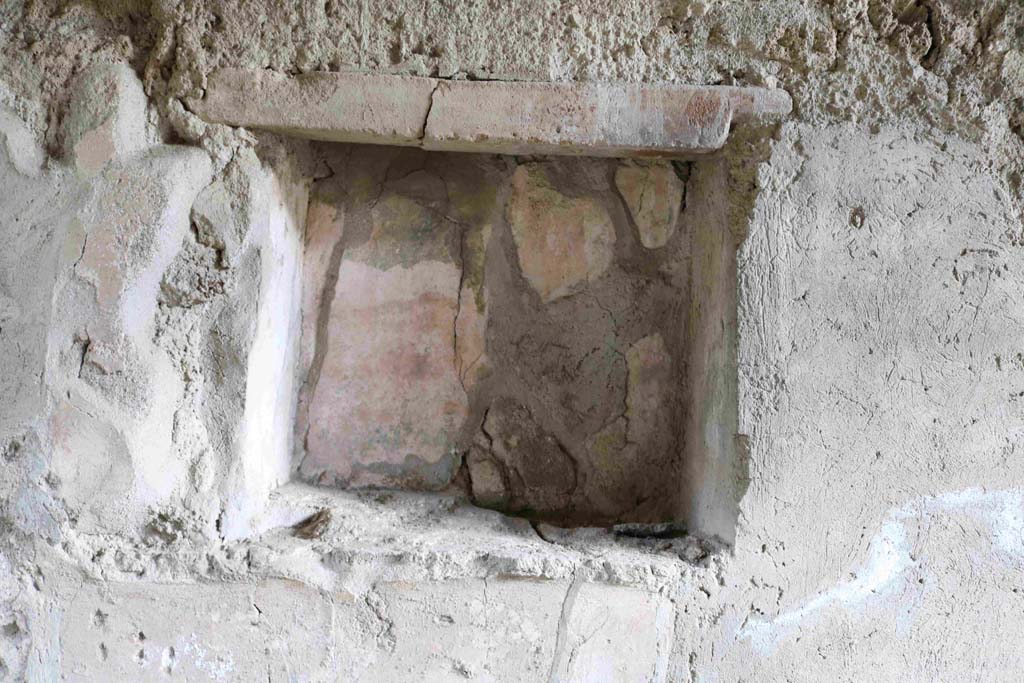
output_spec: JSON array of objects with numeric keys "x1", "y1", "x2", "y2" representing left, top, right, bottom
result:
[{"x1": 253, "y1": 482, "x2": 724, "y2": 590}]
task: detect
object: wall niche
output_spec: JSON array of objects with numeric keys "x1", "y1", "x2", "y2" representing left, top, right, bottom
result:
[
  {"x1": 294, "y1": 146, "x2": 713, "y2": 527},
  {"x1": 190, "y1": 71, "x2": 786, "y2": 538}
]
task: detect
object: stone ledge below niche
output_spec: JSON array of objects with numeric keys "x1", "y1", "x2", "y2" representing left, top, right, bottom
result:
[{"x1": 251, "y1": 482, "x2": 725, "y2": 592}]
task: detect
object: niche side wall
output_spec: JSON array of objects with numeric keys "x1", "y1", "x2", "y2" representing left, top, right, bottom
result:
[
  {"x1": 218, "y1": 157, "x2": 309, "y2": 541},
  {"x1": 680, "y1": 157, "x2": 743, "y2": 543}
]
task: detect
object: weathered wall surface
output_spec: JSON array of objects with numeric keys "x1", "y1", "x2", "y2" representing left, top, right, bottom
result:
[
  {"x1": 705, "y1": 121, "x2": 1024, "y2": 681},
  {"x1": 1, "y1": 1, "x2": 1022, "y2": 681}
]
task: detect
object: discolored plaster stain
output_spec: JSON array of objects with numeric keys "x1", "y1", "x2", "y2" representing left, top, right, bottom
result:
[
  {"x1": 301, "y1": 258, "x2": 468, "y2": 488},
  {"x1": 506, "y1": 164, "x2": 615, "y2": 303},
  {"x1": 740, "y1": 488, "x2": 1024, "y2": 654},
  {"x1": 615, "y1": 161, "x2": 685, "y2": 249}
]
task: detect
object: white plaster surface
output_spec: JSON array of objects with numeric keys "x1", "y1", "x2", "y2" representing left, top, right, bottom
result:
[{"x1": 223, "y1": 157, "x2": 308, "y2": 540}]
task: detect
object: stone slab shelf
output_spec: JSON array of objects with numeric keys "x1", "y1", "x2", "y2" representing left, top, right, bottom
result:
[{"x1": 189, "y1": 69, "x2": 791, "y2": 157}]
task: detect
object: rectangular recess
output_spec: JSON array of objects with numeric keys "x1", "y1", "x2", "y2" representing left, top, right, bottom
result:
[{"x1": 290, "y1": 144, "x2": 738, "y2": 529}]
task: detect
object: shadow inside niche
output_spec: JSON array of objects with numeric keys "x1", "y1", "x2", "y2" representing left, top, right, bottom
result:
[{"x1": 288, "y1": 142, "x2": 747, "y2": 537}]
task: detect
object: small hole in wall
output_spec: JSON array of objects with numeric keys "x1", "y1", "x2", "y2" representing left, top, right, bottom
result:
[
  {"x1": 162, "y1": 646, "x2": 177, "y2": 674},
  {"x1": 284, "y1": 144, "x2": 741, "y2": 533}
]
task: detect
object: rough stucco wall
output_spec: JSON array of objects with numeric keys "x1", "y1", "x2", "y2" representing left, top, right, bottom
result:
[
  {"x1": 1, "y1": 1, "x2": 1022, "y2": 681},
  {"x1": 706, "y1": 122, "x2": 1024, "y2": 681}
]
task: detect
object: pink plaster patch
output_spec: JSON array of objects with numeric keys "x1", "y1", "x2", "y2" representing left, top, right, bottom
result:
[{"x1": 302, "y1": 259, "x2": 468, "y2": 487}]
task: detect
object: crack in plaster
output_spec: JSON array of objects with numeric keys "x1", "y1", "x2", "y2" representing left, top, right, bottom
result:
[
  {"x1": 420, "y1": 81, "x2": 441, "y2": 142},
  {"x1": 547, "y1": 573, "x2": 583, "y2": 683}
]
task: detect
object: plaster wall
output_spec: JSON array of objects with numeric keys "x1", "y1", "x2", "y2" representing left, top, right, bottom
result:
[{"x1": 0, "y1": 1, "x2": 1022, "y2": 681}]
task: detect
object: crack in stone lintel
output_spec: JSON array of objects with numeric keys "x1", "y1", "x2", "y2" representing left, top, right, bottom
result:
[{"x1": 420, "y1": 80, "x2": 441, "y2": 142}]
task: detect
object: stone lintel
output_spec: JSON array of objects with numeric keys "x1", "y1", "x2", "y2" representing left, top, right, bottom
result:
[{"x1": 190, "y1": 68, "x2": 790, "y2": 157}]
